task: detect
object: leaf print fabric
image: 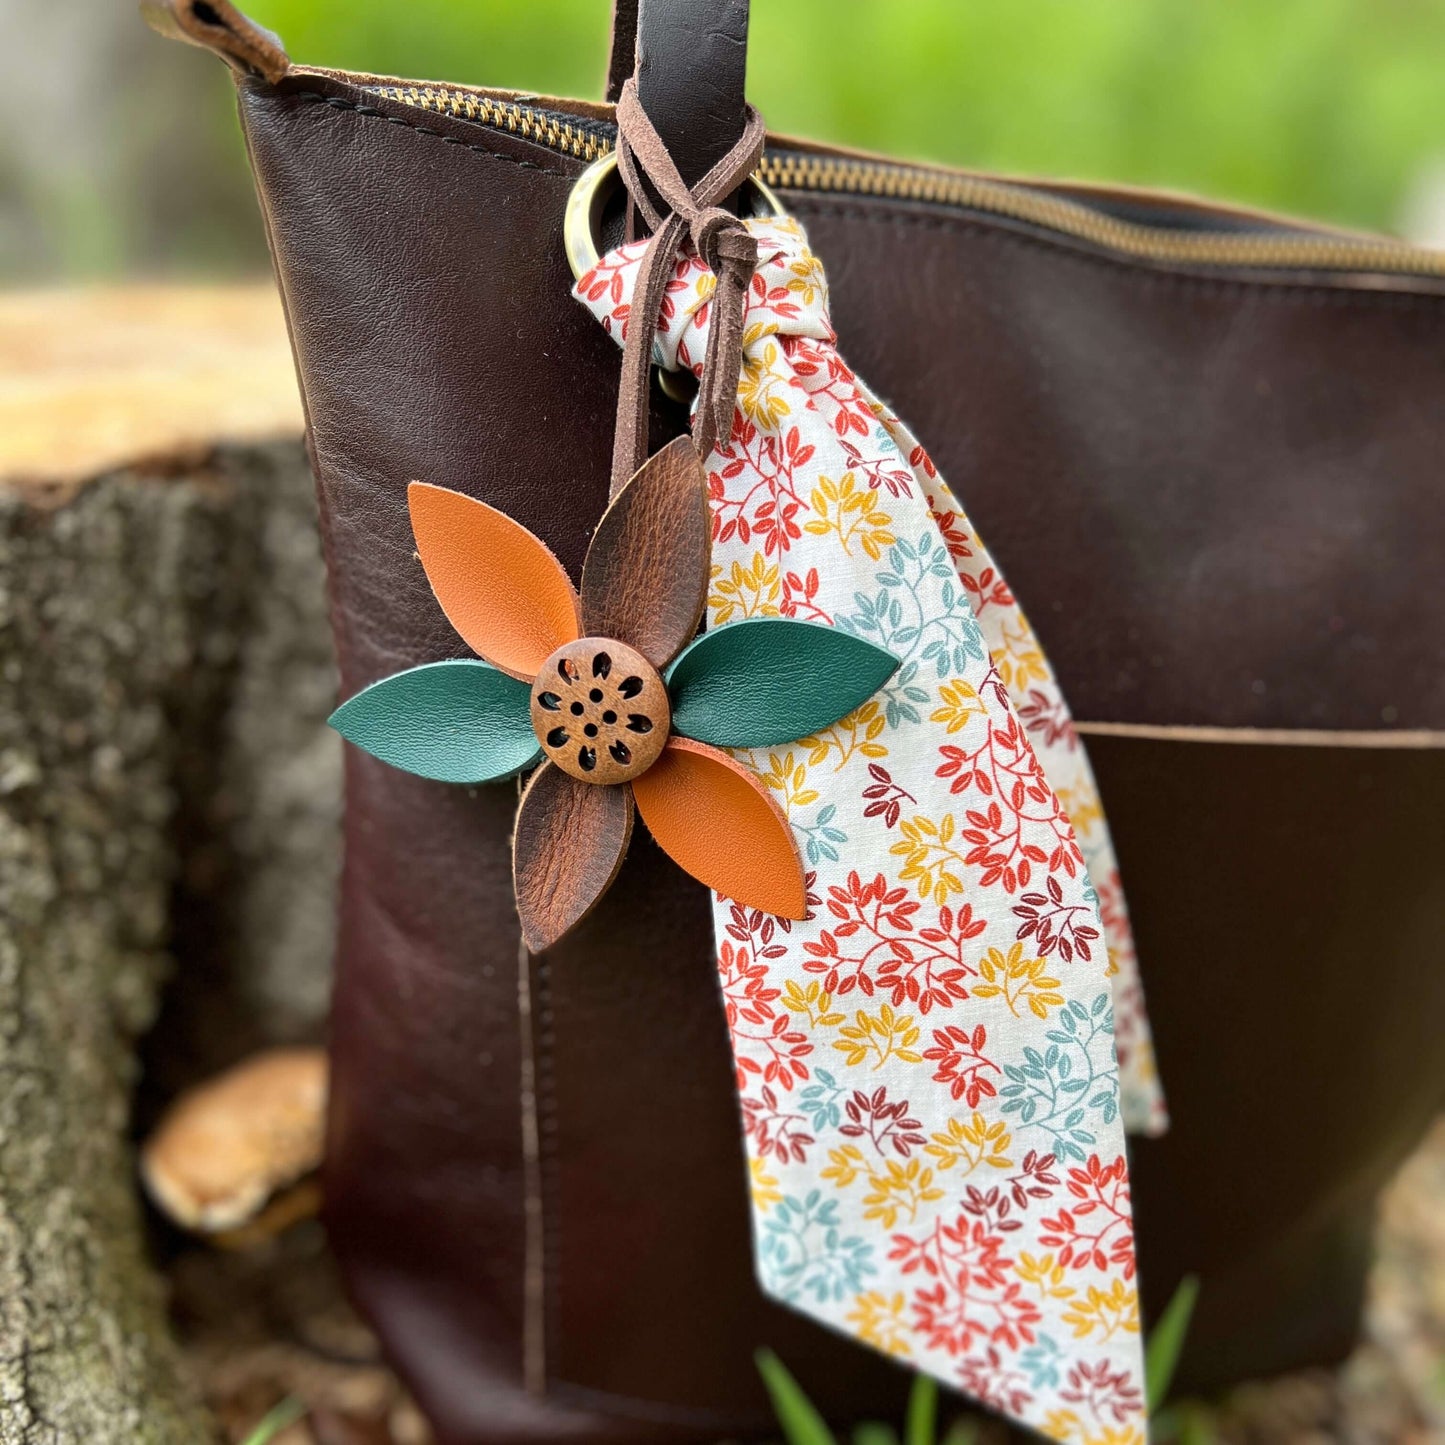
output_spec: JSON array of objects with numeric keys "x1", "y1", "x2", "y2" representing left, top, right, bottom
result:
[{"x1": 577, "y1": 214, "x2": 1164, "y2": 1441}]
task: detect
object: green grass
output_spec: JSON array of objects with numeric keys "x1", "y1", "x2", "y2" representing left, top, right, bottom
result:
[
  {"x1": 1146, "y1": 1274, "x2": 1201, "y2": 1410},
  {"x1": 244, "y1": 0, "x2": 1445, "y2": 232},
  {"x1": 239, "y1": 1396, "x2": 305, "y2": 1445},
  {"x1": 756, "y1": 1273, "x2": 1204, "y2": 1443},
  {"x1": 757, "y1": 1353, "x2": 957, "y2": 1445}
]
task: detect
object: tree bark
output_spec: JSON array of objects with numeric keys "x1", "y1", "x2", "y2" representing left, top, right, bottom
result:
[
  {"x1": 0, "y1": 432, "x2": 335, "y2": 1444},
  {"x1": 0, "y1": 284, "x2": 341, "y2": 1443}
]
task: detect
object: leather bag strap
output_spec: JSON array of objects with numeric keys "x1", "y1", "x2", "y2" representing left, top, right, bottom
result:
[
  {"x1": 140, "y1": 0, "x2": 290, "y2": 82},
  {"x1": 606, "y1": 0, "x2": 751, "y2": 188}
]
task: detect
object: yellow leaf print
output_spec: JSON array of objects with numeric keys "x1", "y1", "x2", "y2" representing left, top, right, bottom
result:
[
  {"x1": 1043, "y1": 1414, "x2": 1145, "y2": 1445},
  {"x1": 784, "y1": 248, "x2": 827, "y2": 308},
  {"x1": 804, "y1": 472, "x2": 897, "y2": 561},
  {"x1": 889, "y1": 814, "x2": 967, "y2": 904},
  {"x1": 749, "y1": 1155, "x2": 782, "y2": 1211},
  {"x1": 683, "y1": 271, "x2": 718, "y2": 324},
  {"x1": 736, "y1": 340, "x2": 792, "y2": 428},
  {"x1": 1015, "y1": 1251, "x2": 1076, "y2": 1302},
  {"x1": 845, "y1": 1291, "x2": 912, "y2": 1358},
  {"x1": 997, "y1": 615, "x2": 1050, "y2": 692},
  {"x1": 740, "y1": 318, "x2": 780, "y2": 348},
  {"x1": 973, "y1": 943, "x2": 1065, "y2": 1020},
  {"x1": 831, "y1": 1004, "x2": 923, "y2": 1070},
  {"x1": 930, "y1": 678, "x2": 984, "y2": 735},
  {"x1": 797, "y1": 700, "x2": 889, "y2": 772},
  {"x1": 781, "y1": 978, "x2": 845, "y2": 1029},
  {"x1": 926, "y1": 1112, "x2": 1014, "y2": 1174},
  {"x1": 1056, "y1": 781, "x2": 1104, "y2": 841},
  {"x1": 1061, "y1": 1279, "x2": 1141, "y2": 1342},
  {"x1": 1043, "y1": 1409, "x2": 1084, "y2": 1444},
  {"x1": 746, "y1": 749, "x2": 819, "y2": 811},
  {"x1": 708, "y1": 551, "x2": 780, "y2": 623},
  {"x1": 861, "y1": 1158, "x2": 945, "y2": 1228},
  {"x1": 821, "y1": 1143, "x2": 865, "y2": 1189}
]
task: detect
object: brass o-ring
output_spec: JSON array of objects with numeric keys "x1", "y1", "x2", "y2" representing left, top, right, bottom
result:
[{"x1": 563, "y1": 150, "x2": 786, "y2": 283}]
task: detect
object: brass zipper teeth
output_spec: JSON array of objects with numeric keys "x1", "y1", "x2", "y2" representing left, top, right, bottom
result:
[
  {"x1": 372, "y1": 83, "x2": 1445, "y2": 278},
  {"x1": 376, "y1": 85, "x2": 613, "y2": 161},
  {"x1": 762, "y1": 153, "x2": 1445, "y2": 275}
]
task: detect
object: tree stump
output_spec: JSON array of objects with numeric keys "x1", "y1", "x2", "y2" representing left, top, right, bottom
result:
[{"x1": 0, "y1": 285, "x2": 336, "y2": 1443}]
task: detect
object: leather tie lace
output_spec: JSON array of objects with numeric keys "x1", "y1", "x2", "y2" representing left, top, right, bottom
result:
[{"x1": 610, "y1": 78, "x2": 767, "y2": 495}]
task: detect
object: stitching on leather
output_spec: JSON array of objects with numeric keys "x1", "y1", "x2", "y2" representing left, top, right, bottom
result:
[
  {"x1": 531, "y1": 939, "x2": 758, "y2": 1426},
  {"x1": 283, "y1": 90, "x2": 1443, "y2": 309},
  {"x1": 279, "y1": 90, "x2": 1443, "y2": 309},
  {"x1": 289, "y1": 91, "x2": 574, "y2": 179},
  {"x1": 516, "y1": 926, "x2": 547, "y2": 1395},
  {"x1": 532, "y1": 947, "x2": 563, "y2": 1391},
  {"x1": 787, "y1": 195, "x2": 1445, "y2": 311}
]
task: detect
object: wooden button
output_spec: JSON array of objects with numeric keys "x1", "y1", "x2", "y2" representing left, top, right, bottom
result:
[{"x1": 530, "y1": 638, "x2": 671, "y2": 785}]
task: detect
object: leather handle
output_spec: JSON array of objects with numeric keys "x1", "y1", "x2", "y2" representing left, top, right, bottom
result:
[
  {"x1": 606, "y1": 0, "x2": 751, "y2": 189},
  {"x1": 605, "y1": 0, "x2": 641, "y2": 100},
  {"x1": 141, "y1": 0, "x2": 290, "y2": 83}
]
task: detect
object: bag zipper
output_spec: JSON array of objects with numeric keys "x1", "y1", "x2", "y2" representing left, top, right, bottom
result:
[{"x1": 365, "y1": 82, "x2": 1445, "y2": 280}]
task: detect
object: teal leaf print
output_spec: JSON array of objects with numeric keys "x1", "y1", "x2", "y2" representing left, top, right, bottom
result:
[
  {"x1": 1019, "y1": 1335, "x2": 1064, "y2": 1391},
  {"x1": 797, "y1": 801, "x2": 850, "y2": 866},
  {"x1": 758, "y1": 1192, "x2": 876, "y2": 1305},
  {"x1": 798, "y1": 1070, "x2": 845, "y2": 1132},
  {"x1": 998, "y1": 993, "x2": 1120, "y2": 1162}
]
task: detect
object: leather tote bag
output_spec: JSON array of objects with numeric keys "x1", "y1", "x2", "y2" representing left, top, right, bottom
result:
[{"x1": 146, "y1": 1, "x2": 1445, "y2": 1440}]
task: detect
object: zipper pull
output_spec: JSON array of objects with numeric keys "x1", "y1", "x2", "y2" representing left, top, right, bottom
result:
[{"x1": 141, "y1": 0, "x2": 290, "y2": 84}]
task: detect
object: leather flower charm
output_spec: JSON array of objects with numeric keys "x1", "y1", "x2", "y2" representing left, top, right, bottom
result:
[{"x1": 330, "y1": 437, "x2": 900, "y2": 951}]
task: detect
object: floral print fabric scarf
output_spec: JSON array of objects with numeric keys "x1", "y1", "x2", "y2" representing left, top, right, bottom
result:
[{"x1": 577, "y1": 215, "x2": 1165, "y2": 1441}]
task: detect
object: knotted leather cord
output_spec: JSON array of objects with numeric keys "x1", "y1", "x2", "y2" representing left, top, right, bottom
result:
[{"x1": 610, "y1": 79, "x2": 766, "y2": 496}]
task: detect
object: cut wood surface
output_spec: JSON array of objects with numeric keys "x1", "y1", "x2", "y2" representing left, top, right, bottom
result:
[{"x1": 0, "y1": 285, "x2": 302, "y2": 493}]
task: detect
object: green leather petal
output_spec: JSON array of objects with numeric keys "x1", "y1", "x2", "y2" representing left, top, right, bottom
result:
[
  {"x1": 329, "y1": 659, "x2": 540, "y2": 783},
  {"x1": 667, "y1": 618, "x2": 900, "y2": 748}
]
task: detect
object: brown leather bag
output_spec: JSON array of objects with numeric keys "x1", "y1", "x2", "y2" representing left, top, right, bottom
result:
[{"x1": 147, "y1": 1, "x2": 1445, "y2": 1440}]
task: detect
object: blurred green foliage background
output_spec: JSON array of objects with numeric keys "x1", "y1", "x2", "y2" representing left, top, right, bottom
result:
[
  {"x1": 5, "y1": 0, "x2": 1445, "y2": 282},
  {"x1": 257, "y1": 0, "x2": 1445, "y2": 229}
]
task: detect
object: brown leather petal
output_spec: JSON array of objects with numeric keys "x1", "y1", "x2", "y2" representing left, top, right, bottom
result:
[
  {"x1": 579, "y1": 434, "x2": 710, "y2": 668},
  {"x1": 513, "y1": 765, "x2": 634, "y2": 952}
]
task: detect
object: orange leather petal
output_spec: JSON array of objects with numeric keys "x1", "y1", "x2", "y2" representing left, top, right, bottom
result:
[
  {"x1": 631, "y1": 738, "x2": 807, "y2": 920},
  {"x1": 409, "y1": 482, "x2": 581, "y2": 680}
]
